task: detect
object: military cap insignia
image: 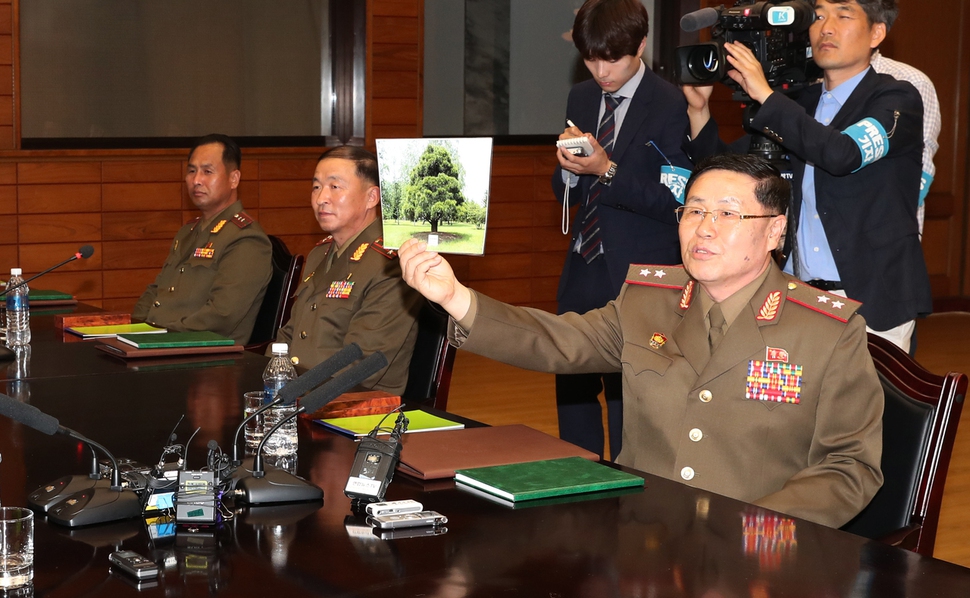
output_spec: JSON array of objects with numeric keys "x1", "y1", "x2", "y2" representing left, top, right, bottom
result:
[
  {"x1": 210, "y1": 219, "x2": 227, "y2": 233},
  {"x1": 350, "y1": 243, "x2": 369, "y2": 262},
  {"x1": 370, "y1": 237, "x2": 397, "y2": 259},
  {"x1": 785, "y1": 280, "x2": 861, "y2": 323},
  {"x1": 625, "y1": 264, "x2": 689, "y2": 290},
  {"x1": 756, "y1": 291, "x2": 781, "y2": 321},
  {"x1": 231, "y1": 212, "x2": 255, "y2": 228},
  {"x1": 649, "y1": 332, "x2": 667, "y2": 349},
  {"x1": 193, "y1": 242, "x2": 215, "y2": 259},
  {"x1": 326, "y1": 279, "x2": 354, "y2": 299},
  {"x1": 745, "y1": 360, "x2": 802, "y2": 404}
]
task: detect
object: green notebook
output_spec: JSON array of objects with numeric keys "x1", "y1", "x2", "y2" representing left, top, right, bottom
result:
[
  {"x1": 317, "y1": 409, "x2": 464, "y2": 438},
  {"x1": 28, "y1": 289, "x2": 74, "y2": 301},
  {"x1": 67, "y1": 323, "x2": 167, "y2": 339},
  {"x1": 455, "y1": 457, "x2": 644, "y2": 502},
  {"x1": 116, "y1": 331, "x2": 235, "y2": 348}
]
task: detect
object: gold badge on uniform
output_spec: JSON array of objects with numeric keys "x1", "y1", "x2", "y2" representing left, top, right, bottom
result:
[
  {"x1": 350, "y1": 243, "x2": 369, "y2": 262},
  {"x1": 210, "y1": 219, "x2": 227, "y2": 233},
  {"x1": 765, "y1": 347, "x2": 789, "y2": 363},
  {"x1": 756, "y1": 291, "x2": 781, "y2": 321},
  {"x1": 649, "y1": 332, "x2": 667, "y2": 349},
  {"x1": 326, "y1": 279, "x2": 354, "y2": 299},
  {"x1": 193, "y1": 243, "x2": 215, "y2": 259}
]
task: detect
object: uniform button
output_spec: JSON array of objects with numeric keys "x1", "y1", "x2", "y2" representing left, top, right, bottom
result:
[
  {"x1": 699, "y1": 390, "x2": 712, "y2": 403},
  {"x1": 168, "y1": 286, "x2": 175, "y2": 292},
  {"x1": 153, "y1": 301, "x2": 160, "y2": 307},
  {"x1": 311, "y1": 303, "x2": 317, "y2": 311},
  {"x1": 689, "y1": 428, "x2": 703, "y2": 442},
  {"x1": 681, "y1": 467, "x2": 695, "y2": 481},
  {"x1": 179, "y1": 267, "x2": 185, "y2": 273},
  {"x1": 300, "y1": 331, "x2": 307, "y2": 339},
  {"x1": 290, "y1": 356, "x2": 300, "y2": 366}
]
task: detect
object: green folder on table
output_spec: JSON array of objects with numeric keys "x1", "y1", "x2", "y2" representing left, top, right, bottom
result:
[
  {"x1": 455, "y1": 456, "x2": 644, "y2": 502},
  {"x1": 28, "y1": 289, "x2": 74, "y2": 301},
  {"x1": 116, "y1": 331, "x2": 235, "y2": 349}
]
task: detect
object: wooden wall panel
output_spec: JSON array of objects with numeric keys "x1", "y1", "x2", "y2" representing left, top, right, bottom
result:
[{"x1": 0, "y1": 0, "x2": 960, "y2": 321}]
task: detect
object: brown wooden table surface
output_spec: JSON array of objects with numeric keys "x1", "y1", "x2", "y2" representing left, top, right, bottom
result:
[{"x1": 1, "y1": 307, "x2": 969, "y2": 596}]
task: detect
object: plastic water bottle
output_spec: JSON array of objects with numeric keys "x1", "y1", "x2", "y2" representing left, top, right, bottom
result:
[
  {"x1": 262, "y1": 343, "x2": 298, "y2": 456},
  {"x1": 5, "y1": 268, "x2": 30, "y2": 347}
]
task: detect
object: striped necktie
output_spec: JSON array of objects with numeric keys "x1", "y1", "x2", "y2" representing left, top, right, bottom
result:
[{"x1": 578, "y1": 94, "x2": 624, "y2": 263}]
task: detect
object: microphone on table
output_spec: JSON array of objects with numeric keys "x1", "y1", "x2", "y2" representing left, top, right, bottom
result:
[
  {"x1": 0, "y1": 245, "x2": 95, "y2": 297},
  {"x1": 0, "y1": 393, "x2": 141, "y2": 527},
  {"x1": 236, "y1": 351, "x2": 389, "y2": 505},
  {"x1": 230, "y1": 343, "x2": 364, "y2": 467}
]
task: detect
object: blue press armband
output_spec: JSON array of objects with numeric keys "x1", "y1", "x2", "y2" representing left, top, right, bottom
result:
[
  {"x1": 842, "y1": 118, "x2": 889, "y2": 173},
  {"x1": 660, "y1": 165, "x2": 691, "y2": 204},
  {"x1": 919, "y1": 171, "x2": 933, "y2": 206}
]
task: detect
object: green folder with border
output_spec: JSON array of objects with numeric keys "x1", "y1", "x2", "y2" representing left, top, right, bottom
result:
[
  {"x1": 116, "y1": 331, "x2": 235, "y2": 349},
  {"x1": 455, "y1": 456, "x2": 644, "y2": 502}
]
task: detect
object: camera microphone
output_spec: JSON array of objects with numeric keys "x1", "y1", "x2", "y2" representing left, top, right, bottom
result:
[{"x1": 681, "y1": 7, "x2": 720, "y2": 32}]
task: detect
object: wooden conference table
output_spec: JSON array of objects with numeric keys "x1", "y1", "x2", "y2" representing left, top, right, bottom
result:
[{"x1": 1, "y1": 307, "x2": 969, "y2": 597}]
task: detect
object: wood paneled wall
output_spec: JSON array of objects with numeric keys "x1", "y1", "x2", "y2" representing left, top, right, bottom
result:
[{"x1": 0, "y1": 0, "x2": 965, "y2": 315}]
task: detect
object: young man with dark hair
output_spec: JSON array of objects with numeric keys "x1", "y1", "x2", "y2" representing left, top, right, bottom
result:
[
  {"x1": 399, "y1": 153, "x2": 883, "y2": 528},
  {"x1": 552, "y1": 0, "x2": 691, "y2": 459},
  {"x1": 684, "y1": 0, "x2": 930, "y2": 354},
  {"x1": 274, "y1": 146, "x2": 421, "y2": 394},
  {"x1": 133, "y1": 133, "x2": 272, "y2": 344}
]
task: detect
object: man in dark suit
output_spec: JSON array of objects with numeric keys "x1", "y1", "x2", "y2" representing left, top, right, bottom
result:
[
  {"x1": 552, "y1": 0, "x2": 691, "y2": 459},
  {"x1": 684, "y1": 0, "x2": 930, "y2": 353}
]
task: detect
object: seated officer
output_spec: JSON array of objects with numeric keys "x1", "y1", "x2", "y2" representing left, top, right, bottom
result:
[
  {"x1": 275, "y1": 146, "x2": 421, "y2": 395},
  {"x1": 133, "y1": 134, "x2": 272, "y2": 344},
  {"x1": 399, "y1": 153, "x2": 883, "y2": 528}
]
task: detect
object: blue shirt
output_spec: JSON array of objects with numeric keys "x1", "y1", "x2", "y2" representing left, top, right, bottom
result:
[{"x1": 785, "y1": 67, "x2": 870, "y2": 280}]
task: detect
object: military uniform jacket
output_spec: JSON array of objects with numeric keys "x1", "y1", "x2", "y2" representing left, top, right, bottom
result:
[
  {"x1": 133, "y1": 201, "x2": 272, "y2": 344},
  {"x1": 276, "y1": 219, "x2": 421, "y2": 395},
  {"x1": 453, "y1": 263, "x2": 883, "y2": 528}
]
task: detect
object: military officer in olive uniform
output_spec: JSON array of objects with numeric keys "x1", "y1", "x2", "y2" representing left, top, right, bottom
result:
[
  {"x1": 133, "y1": 134, "x2": 272, "y2": 344},
  {"x1": 399, "y1": 153, "x2": 883, "y2": 528},
  {"x1": 275, "y1": 146, "x2": 421, "y2": 395}
]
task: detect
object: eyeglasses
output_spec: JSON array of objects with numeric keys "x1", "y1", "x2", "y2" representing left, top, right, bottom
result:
[{"x1": 674, "y1": 206, "x2": 780, "y2": 226}]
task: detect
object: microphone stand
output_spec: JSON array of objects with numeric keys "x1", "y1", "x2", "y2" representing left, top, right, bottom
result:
[
  {"x1": 28, "y1": 440, "x2": 109, "y2": 513},
  {"x1": 0, "y1": 251, "x2": 88, "y2": 297}
]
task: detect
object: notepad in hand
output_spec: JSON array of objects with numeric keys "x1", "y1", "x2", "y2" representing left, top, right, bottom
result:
[
  {"x1": 67, "y1": 323, "x2": 167, "y2": 339},
  {"x1": 455, "y1": 457, "x2": 644, "y2": 502},
  {"x1": 316, "y1": 409, "x2": 464, "y2": 438},
  {"x1": 116, "y1": 331, "x2": 235, "y2": 348}
]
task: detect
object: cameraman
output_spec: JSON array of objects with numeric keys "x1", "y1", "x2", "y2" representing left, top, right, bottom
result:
[{"x1": 683, "y1": 0, "x2": 930, "y2": 353}]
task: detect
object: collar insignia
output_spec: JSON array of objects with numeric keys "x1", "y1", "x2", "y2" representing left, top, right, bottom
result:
[
  {"x1": 679, "y1": 280, "x2": 694, "y2": 310},
  {"x1": 210, "y1": 219, "x2": 227, "y2": 233},
  {"x1": 756, "y1": 291, "x2": 781, "y2": 321},
  {"x1": 350, "y1": 243, "x2": 369, "y2": 262}
]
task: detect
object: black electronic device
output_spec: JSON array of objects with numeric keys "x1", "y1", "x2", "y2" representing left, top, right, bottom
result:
[
  {"x1": 676, "y1": 1, "x2": 820, "y2": 95},
  {"x1": 345, "y1": 411, "x2": 409, "y2": 509},
  {"x1": 0, "y1": 393, "x2": 142, "y2": 526},
  {"x1": 109, "y1": 550, "x2": 160, "y2": 580},
  {"x1": 235, "y1": 351, "x2": 389, "y2": 505},
  {"x1": 175, "y1": 470, "x2": 218, "y2": 524}
]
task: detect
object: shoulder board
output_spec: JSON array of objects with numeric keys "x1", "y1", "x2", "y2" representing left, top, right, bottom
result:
[
  {"x1": 784, "y1": 280, "x2": 862, "y2": 323},
  {"x1": 231, "y1": 212, "x2": 255, "y2": 228},
  {"x1": 625, "y1": 264, "x2": 689, "y2": 290},
  {"x1": 315, "y1": 235, "x2": 334, "y2": 247},
  {"x1": 369, "y1": 237, "x2": 396, "y2": 259}
]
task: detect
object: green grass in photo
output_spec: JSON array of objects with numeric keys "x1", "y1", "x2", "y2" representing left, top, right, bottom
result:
[{"x1": 383, "y1": 221, "x2": 486, "y2": 255}]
